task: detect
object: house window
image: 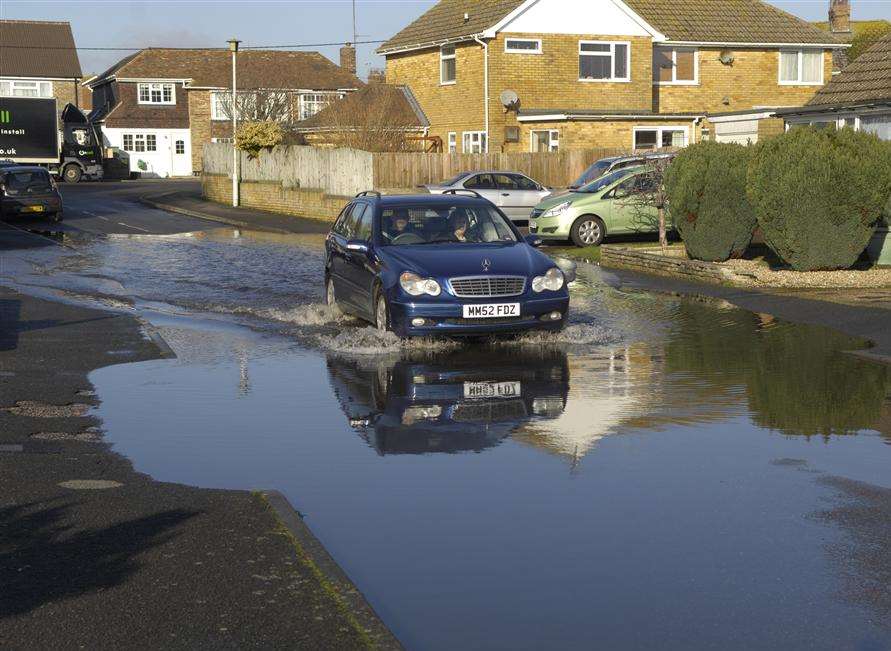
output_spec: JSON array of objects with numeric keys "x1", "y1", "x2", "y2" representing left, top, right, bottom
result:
[
  {"x1": 779, "y1": 50, "x2": 823, "y2": 85},
  {"x1": 531, "y1": 129, "x2": 559, "y2": 152},
  {"x1": 441, "y1": 45, "x2": 457, "y2": 85},
  {"x1": 860, "y1": 114, "x2": 891, "y2": 141},
  {"x1": 121, "y1": 133, "x2": 157, "y2": 152},
  {"x1": 211, "y1": 91, "x2": 229, "y2": 121},
  {"x1": 462, "y1": 131, "x2": 487, "y2": 154},
  {"x1": 633, "y1": 127, "x2": 688, "y2": 150},
  {"x1": 0, "y1": 79, "x2": 53, "y2": 98},
  {"x1": 505, "y1": 38, "x2": 542, "y2": 54},
  {"x1": 298, "y1": 93, "x2": 341, "y2": 121},
  {"x1": 654, "y1": 47, "x2": 697, "y2": 84},
  {"x1": 211, "y1": 137, "x2": 235, "y2": 144},
  {"x1": 137, "y1": 83, "x2": 175, "y2": 104},
  {"x1": 175, "y1": 140, "x2": 185, "y2": 154},
  {"x1": 579, "y1": 41, "x2": 629, "y2": 82},
  {"x1": 447, "y1": 132, "x2": 457, "y2": 153}
]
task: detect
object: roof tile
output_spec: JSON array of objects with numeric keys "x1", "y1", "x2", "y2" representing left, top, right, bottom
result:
[
  {"x1": 807, "y1": 30, "x2": 891, "y2": 105},
  {"x1": 0, "y1": 20, "x2": 82, "y2": 78}
]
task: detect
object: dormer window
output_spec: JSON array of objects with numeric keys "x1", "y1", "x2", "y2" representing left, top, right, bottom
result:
[{"x1": 138, "y1": 82, "x2": 175, "y2": 105}]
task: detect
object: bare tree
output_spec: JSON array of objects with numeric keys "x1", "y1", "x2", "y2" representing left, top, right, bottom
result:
[
  {"x1": 616, "y1": 156, "x2": 673, "y2": 253},
  {"x1": 213, "y1": 90, "x2": 297, "y2": 126}
]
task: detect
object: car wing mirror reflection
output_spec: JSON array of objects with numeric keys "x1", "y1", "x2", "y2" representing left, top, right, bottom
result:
[{"x1": 346, "y1": 241, "x2": 369, "y2": 254}]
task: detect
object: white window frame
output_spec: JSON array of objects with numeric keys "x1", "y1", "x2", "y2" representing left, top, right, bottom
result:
[
  {"x1": 505, "y1": 38, "x2": 542, "y2": 55},
  {"x1": 0, "y1": 79, "x2": 53, "y2": 98},
  {"x1": 298, "y1": 92, "x2": 342, "y2": 121},
  {"x1": 778, "y1": 50, "x2": 823, "y2": 86},
  {"x1": 530, "y1": 129, "x2": 559, "y2": 152},
  {"x1": 121, "y1": 132, "x2": 158, "y2": 153},
  {"x1": 210, "y1": 91, "x2": 228, "y2": 121},
  {"x1": 137, "y1": 82, "x2": 175, "y2": 105},
  {"x1": 440, "y1": 44, "x2": 457, "y2": 86},
  {"x1": 632, "y1": 126, "x2": 689, "y2": 150},
  {"x1": 653, "y1": 47, "x2": 699, "y2": 85},
  {"x1": 447, "y1": 132, "x2": 457, "y2": 153},
  {"x1": 462, "y1": 131, "x2": 487, "y2": 154},
  {"x1": 174, "y1": 139, "x2": 186, "y2": 155},
  {"x1": 211, "y1": 137, "x2": 235, "y2": 144},
  {"x1": 578, "y1": 41, "x2": 631, "y2": 83}
]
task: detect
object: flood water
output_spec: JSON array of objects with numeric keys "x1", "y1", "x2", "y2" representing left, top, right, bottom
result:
[{"x1": 4, "y1": 228, "x2": 891, "y2": 649}]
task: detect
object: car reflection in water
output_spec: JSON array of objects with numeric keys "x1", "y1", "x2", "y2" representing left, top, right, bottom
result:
[{"x1": 326, "y1": 348, "x2": 570, "y2": 455}]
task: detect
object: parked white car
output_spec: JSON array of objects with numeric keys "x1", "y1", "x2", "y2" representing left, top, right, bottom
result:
[{"x1": 423, "y1": 171, "x2": 552, "y2": 227}]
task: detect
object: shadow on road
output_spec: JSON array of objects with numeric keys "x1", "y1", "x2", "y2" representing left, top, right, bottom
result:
[
  {"x1": 0, "y1": 299, "x2": 120, "y2": 352},
  {"x1": 0, "y1": 499, "x2": 200, "y2": 620}
]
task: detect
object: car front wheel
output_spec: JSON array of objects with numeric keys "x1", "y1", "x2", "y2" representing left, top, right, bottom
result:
[
  {"x1": 375, "y1": 293, "x2": 390, "y2": 332},
  {"x1": 570, "y1": 215, "x2": 605, "y2": 247}
]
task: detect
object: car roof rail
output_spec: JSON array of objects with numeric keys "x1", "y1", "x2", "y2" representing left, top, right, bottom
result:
[
  {"x1": 442, "y1": 188, "x2": 483, "y2": 199},
  {"x1": 355, "y1": 190, "x2": 382, "y2": 198}
]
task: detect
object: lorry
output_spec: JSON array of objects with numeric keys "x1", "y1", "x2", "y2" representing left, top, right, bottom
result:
[{"x1": 0, "y1": 97, "x2": 104, "y2": 183}]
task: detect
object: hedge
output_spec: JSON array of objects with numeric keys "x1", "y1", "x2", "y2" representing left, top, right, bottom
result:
[
  {"x1": 664, "y1": 141, "x2": 756, "y2": 262},
  {"x1": 747, "y1": 126, "x2": 891, "y2": 271}
]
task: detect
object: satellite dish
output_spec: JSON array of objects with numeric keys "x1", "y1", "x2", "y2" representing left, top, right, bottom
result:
[
  {"x1": 719, "y1": 50, "x2": 735, "y2": 65},
  {"x1": 500, "y1": 89, "x2": 520, "y2": 109}
]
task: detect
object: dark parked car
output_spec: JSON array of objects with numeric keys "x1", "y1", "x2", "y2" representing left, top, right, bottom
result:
[
  {"x1": 325, "y1": 191, "x2": 570, "y2": 337},
  {"x1": 0, "y1": 166, "x2": 63, "y2": 222}
]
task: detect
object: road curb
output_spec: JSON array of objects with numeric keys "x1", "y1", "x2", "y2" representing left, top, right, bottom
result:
[
  {"x1": 260, "y1": 490, "x2": 403, "y2": 650},
  {"x1": 138, "y1": 193, "x2": 294, "y2": 235}
]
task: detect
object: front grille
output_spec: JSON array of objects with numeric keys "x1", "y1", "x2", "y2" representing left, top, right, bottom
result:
[
  {"x1": 449, "y1": 275, "x2": 526, "y2": 298},
  {"x1": 444, "y1": 315, "x2": 534, "y2": 326},
  {"x1": 452, "y1": 399, "x2": 527, "y2": 422}
]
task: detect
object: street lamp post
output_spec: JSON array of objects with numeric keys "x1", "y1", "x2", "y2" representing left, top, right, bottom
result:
[{"x1": 228, "y1": 38, "x2": 241, "y2": 207}]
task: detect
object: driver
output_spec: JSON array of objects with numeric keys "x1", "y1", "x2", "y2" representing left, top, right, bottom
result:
[
  {"x1": 448, "y1": 212, "x2": 470, "y2": 242},
  {"x1": 385, "y1": 210, "x2": 414, "y2": 242}
]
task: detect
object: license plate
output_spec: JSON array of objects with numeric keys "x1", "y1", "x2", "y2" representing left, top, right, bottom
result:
[
  {"x1": 464, "y1": 381, "x2": 521, "y2": 400},
  {"x1": 462, "y1": 303, "x2": 520, "y2": 319},
  {"x1": 24, "y1": 205, "x2": 44, "y2": 213}
]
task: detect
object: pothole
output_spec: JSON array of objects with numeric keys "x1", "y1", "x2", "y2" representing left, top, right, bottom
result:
[
  {"x1": 58, "y1": 479, "x2": 123, "y2": 490},
  {"x1": 2, "y1": 401, "x2": 90, "y2": 418}
]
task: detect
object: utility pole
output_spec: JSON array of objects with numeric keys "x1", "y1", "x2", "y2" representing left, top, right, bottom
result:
[{"x1": 228, "y1": 37, "x2": 241, "y2": 207}]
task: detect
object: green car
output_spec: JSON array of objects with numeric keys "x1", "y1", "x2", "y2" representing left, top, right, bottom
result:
[{"x1": 530, "y1": 166, "x2": 665, "y2": 247}]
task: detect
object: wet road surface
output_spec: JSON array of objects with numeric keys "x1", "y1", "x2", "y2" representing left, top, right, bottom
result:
[{"x1": 3, "y1": 183, "x2": 891, "y2": 650}]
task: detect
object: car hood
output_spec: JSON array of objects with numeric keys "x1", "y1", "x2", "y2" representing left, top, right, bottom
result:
[
  {"x1": 381, "y1": 243, "x2": 552, "y2": 278},
  {"x1": 534, "y1": 191, "x2": 596, "y2": 212}
]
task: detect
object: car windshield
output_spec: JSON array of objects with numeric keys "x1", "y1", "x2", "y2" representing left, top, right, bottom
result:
[
  {"x1": 569, "y1": 160, "x2": 613, "y2": 188},
  {"x1": 438, "y1": 173, "x2": 469, "y2": 187},
  {"x1": 380, "y1": 204, "x2": 518, "y2": 246},
  {"x1": 2, "y1": 170, "x2": 53, "y2": 195},
  {"x1": 574, "y1": 168, "x2": 635, "y2": 194}
]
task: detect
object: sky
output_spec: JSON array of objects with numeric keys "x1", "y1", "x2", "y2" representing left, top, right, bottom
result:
[{"x1": 1, "y1": 0, "x2": 889, "y2": 78}]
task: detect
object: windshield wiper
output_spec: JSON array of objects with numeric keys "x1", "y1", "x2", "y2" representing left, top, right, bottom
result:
[{"x1": 418, "y1": 238, "x2": 457, "y2": 245}]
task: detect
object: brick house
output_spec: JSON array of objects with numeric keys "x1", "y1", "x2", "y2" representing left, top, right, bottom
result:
[
  {"x1": 377, "y1": 0, "x2": 846, "y2": 153},
  {"x1": 87, "y1": 48, "x2": 363, "y2": 177},
  {"x1": 0, "y1": 20, "x2": 89, "y2": 121}
]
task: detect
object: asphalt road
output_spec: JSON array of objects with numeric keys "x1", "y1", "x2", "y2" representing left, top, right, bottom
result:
[
  {"x1": 0, "y1": 179, "x2": 394, "y2": 649},
  {"x1": 57, "y1": 179, "x2": 210, "y2": 235}
]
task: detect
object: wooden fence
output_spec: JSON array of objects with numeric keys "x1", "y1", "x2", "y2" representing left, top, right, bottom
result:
[
  {"x1": 203, "y1": 144, "x2": 628, "y2": 198},
  {"x1": 371, "y1": 149, "x2": 626, "y2": 189},
  {"x1": 203, "y1": 143, "x2": 374, "y2": 198}
]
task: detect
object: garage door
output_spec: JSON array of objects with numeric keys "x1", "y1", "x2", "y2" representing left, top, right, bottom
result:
[{"x1": 714, "y1": 120, "x2": 759, "y2": 145}]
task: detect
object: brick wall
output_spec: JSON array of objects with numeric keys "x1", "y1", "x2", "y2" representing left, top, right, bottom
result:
[
  {"x1": 52, "y1": 79, "x2": 79, "y2": 122},
  {"x1": 188, "y1": 90, "x2": 212, "y2": 173},
  {"x1": 654, "y1": 48, "x2": 832, "y2": 114},
  {"x1": 202, "y1": 173, "x2": 348, "y2": 222}
]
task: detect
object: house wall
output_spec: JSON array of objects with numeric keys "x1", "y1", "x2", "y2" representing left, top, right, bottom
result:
[
  {"x1": 104, "y1": 81, "x2": 190, "y2": 129},
  {"x1": 654, "y1": 48, "x2": 833, "y2": 114},
  {"x1": 518, "y1": 119, "x2": 702, "y2": 151},
  {"x1": 386, "y1": 41, "x2": 486, "y2": 150},
  {"x1": 188, "y1": 90, "x2": 212, "y2": 172}
]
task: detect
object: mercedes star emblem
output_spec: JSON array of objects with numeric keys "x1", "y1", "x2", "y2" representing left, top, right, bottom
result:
[{"x1": 482, "y1": 259, "x2": 492, "y2": 272}]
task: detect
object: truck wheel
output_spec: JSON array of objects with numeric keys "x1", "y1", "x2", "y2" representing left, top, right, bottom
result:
[{"x1": 62, "y1": 165, "x2": 82, "y2": 183}]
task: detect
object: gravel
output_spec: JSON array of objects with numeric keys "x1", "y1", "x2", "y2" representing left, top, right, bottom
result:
[{"x1": 723, "y1": 259, "x2": 891, "y2": 289}]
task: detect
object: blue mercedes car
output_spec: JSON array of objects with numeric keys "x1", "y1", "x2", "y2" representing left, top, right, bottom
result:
[{"x1": 324, "y1": 191, "x2": 570, "y2": 337}]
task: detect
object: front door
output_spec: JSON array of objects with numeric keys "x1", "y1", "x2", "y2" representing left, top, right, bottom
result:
[
  {"x1": 462, "y1": 174, "x2": 501, "y2": 207},
  {"x1": 342, "y1": 204, "x2": 377, "y2": 318}
]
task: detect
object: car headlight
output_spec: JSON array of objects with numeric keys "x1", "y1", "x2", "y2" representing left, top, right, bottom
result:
[
  {"x1": 532, "y1": 267, "x2": 565, "y2": 293},
  {"x1": 542, "y1": 200, "x2": 572, "y2": 218},
  {"x1": 532, "y1": 397, "x2": 565, "y2": 417},
  {"x1": 400, "y1": 271, "x2": 441, "y2": 297}
]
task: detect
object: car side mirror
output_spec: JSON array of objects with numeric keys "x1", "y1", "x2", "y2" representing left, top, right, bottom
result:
[
  {"x1": 346, "y1": 240, "x2": 369, "y2": 254},
  {"x1": 525, "y1": 235, "x2": 543, "y2": 248}
]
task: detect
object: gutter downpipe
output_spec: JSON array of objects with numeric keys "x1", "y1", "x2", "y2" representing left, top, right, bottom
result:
[{"x1": 473, "y1": 35, "x2": 490, "y2": 153}]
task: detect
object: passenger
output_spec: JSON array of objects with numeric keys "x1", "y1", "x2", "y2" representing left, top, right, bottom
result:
[{"x1": 449, "y1": 212, "x2": 469, "y2": 242}]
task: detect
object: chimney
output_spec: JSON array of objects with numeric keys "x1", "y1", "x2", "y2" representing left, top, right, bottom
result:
[
  {"x1": 829, "y1": 0, "x2": 852, "y2": 72},
  {"x1": 340, "y1": 43, "x2": 357, "y2": 76},
  {"x1": 367, "y1": 68, "x2": 386, "y2": 84},
  {"x1": 829, "y1": 0, "x2": 851, "y2": 35}
]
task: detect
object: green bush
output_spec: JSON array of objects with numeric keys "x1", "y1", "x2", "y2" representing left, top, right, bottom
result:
[
  {"x1": 747, "y1": 126, "x2": 891, "y2": 271},
  {"x1": 236, "y1": 121, "x2": 284, "y2": 158},
  {"x1": 664, "y1": 141, "x2": 756, "y2": 261}
]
